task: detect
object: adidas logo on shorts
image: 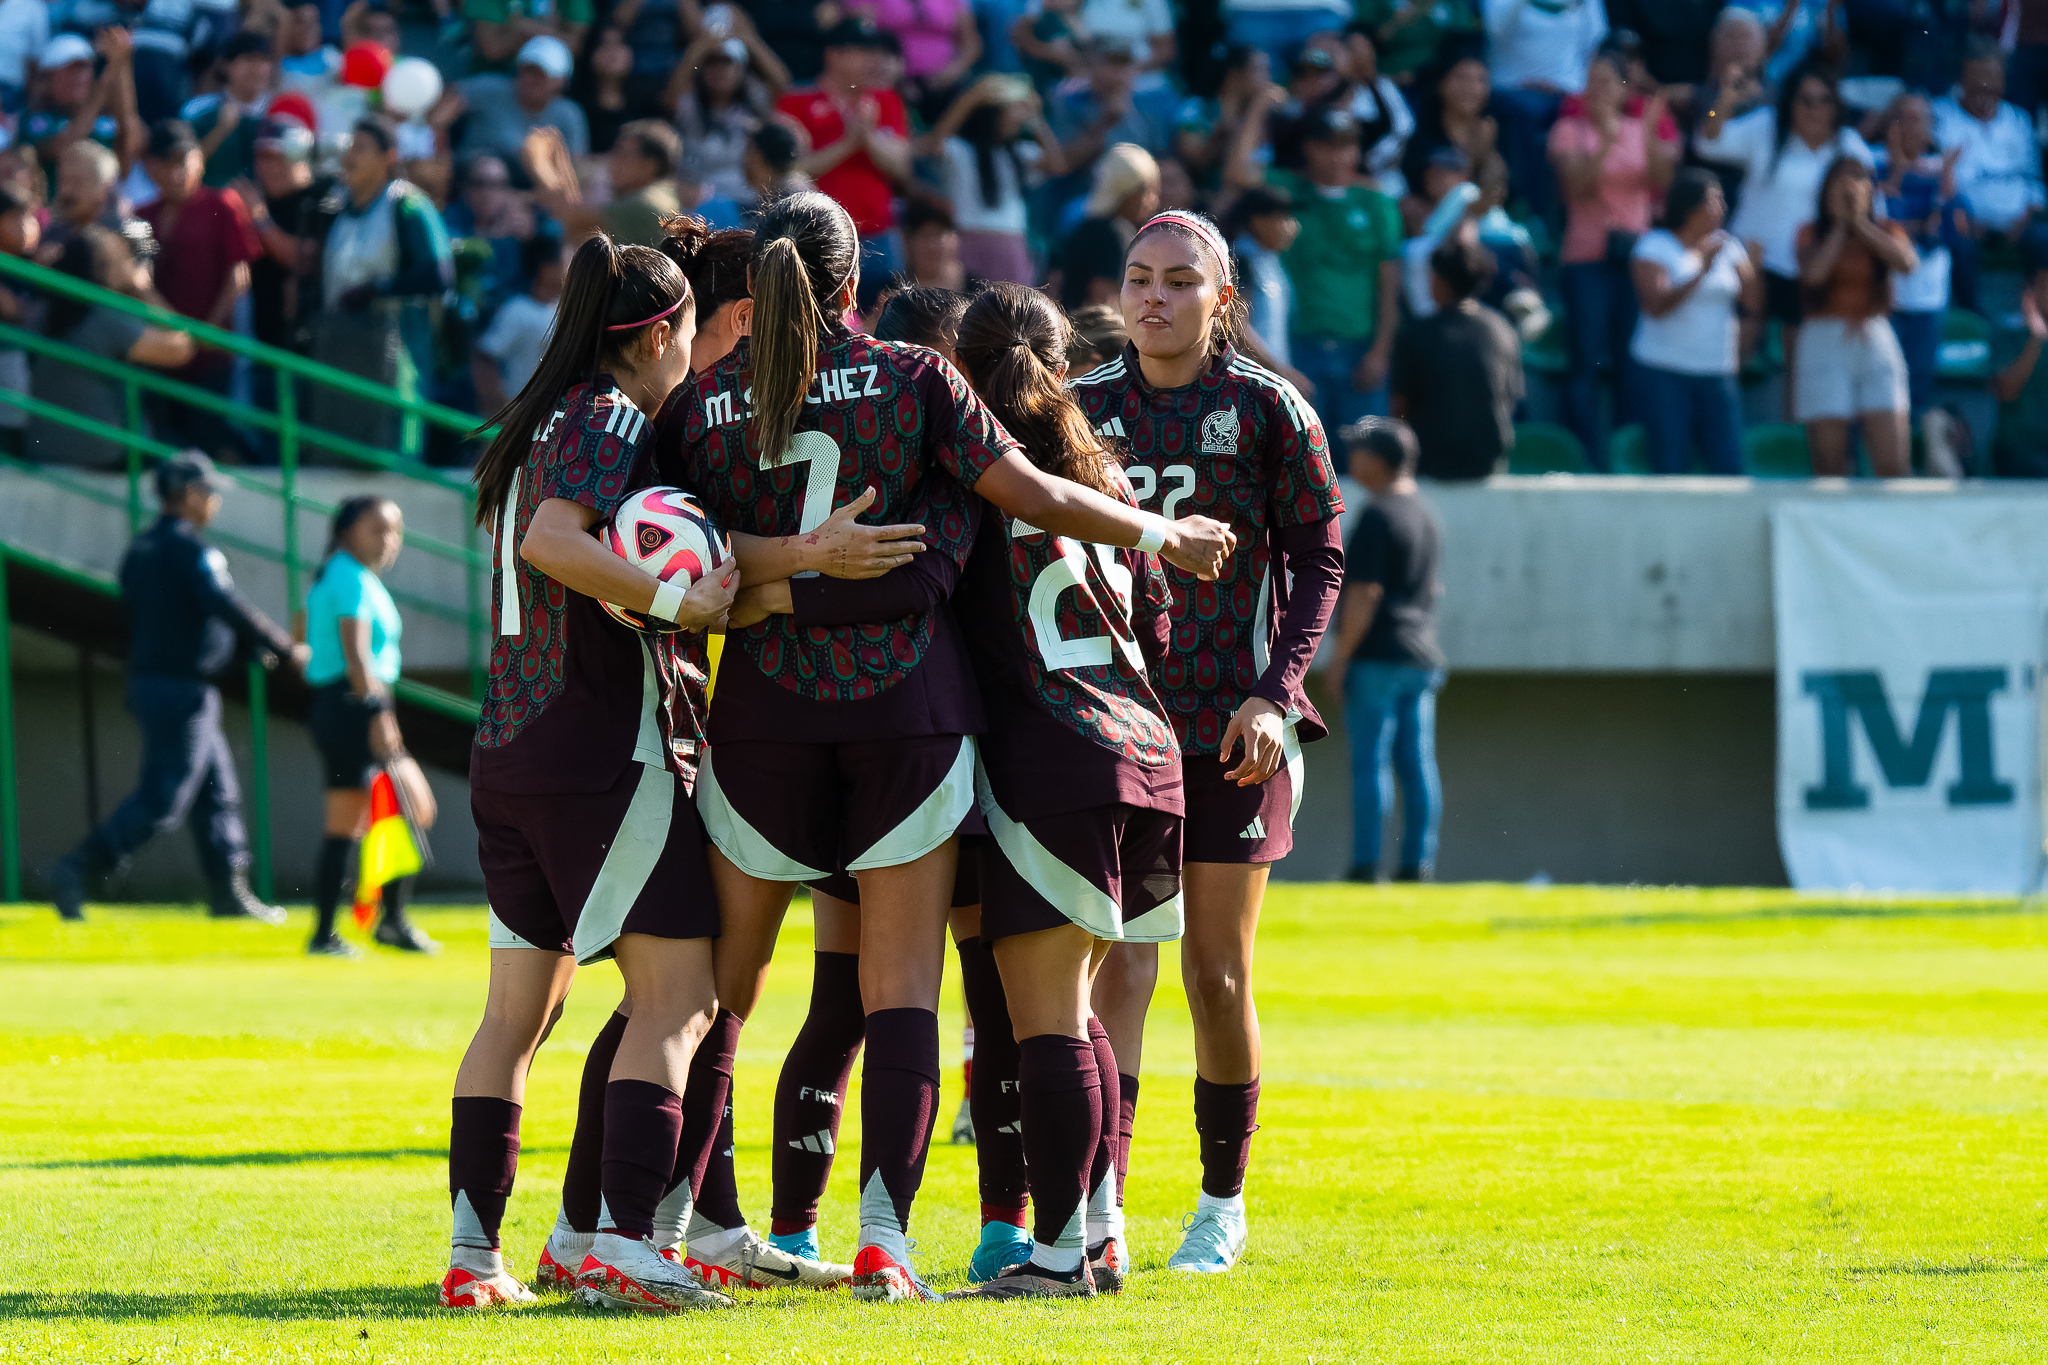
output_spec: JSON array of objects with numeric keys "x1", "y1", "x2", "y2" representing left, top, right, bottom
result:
[
  {"x1": 788, "y1": 1129, "x2": 835, "y2": 1154},
  {"x1": 1240, "y1": 817, "x2": 1267, "y2": 840}
]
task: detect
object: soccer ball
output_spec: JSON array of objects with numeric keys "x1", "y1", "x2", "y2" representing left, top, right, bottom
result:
[{"x1": 598, "y1": 486, "x2": 730, "y2": 634}]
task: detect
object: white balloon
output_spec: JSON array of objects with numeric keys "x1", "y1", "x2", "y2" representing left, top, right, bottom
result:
[{"x1": 381, "y1": 57, "x2": 444, "y2": 119}]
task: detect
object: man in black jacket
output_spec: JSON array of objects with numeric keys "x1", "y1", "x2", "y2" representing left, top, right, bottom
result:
[{"x1": 51, "y1": 452, "x2": 306, "y2": 922}]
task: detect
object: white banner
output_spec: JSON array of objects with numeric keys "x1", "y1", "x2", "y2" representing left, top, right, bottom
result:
[{"x1": 1773, "y1": 499, "x2": 2044, "y2": 894}]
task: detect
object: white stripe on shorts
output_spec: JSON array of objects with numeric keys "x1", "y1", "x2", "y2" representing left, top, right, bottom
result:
[
  {"x1": 1282, "y1": 720, "x2": 1304, "y2": 826},
  {"x1": 487, "y1": 907, "x2": 545, "y2": 951},
  {"x1": 847, "y1": 735, "x2": 978, "y2": 871},
  {"x1": 572, "y1": 762, "x2": 676, "y2": 965},
  {"x1": 976, "y1": 764, "x2": 1185, "y2": 944},
  {"x1": 695, "y1": 747, "x2": 831, "y2": 882}
]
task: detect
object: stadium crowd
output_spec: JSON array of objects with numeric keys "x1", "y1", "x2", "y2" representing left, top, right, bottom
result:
[{"x1": 0, "y1": 0, "x2": 2045, "y2": 478}]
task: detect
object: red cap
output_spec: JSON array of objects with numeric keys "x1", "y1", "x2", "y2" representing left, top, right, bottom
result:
[
  {"x1": 340, "y1": 41, "x2": 394, "y2": 89},
  {"x1": 267, "y1": 90, "x2": 318, "y2": 135}
]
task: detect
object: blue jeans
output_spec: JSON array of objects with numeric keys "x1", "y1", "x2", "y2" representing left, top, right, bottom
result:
[
  {"x1": 1636, "y1": 365, "x2": 1742, "y2": 474},
  {"x1": 1890, "y1": 308, "x2": 1941, "y2": 416},
  {"x1": 1344, "y1": 662, "x2": 1445, "y2": 876},
  {"x1": 1225, "y1": 5, "x2": 1349, "y2": 72},
  {"x1": 1560, "y1": 259, "x2": 1638, "y2": 470},
  {"x1": 81, "y1": 677, "x2": 247, "y2": 882},
  {"x1": 1490, "y1": 86, "x2": 1563, "y2": 220},
  {"x1": 1289, "y1": 334, "x2": 1387, "y2": 436}
]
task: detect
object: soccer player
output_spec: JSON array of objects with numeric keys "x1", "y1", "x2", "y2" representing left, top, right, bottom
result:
[
  {"x1": 944, "y1": 283, "x2": 1184, "y2": 1300},
  {"x1": 661, "y1": 190, "x2": 1234, "y2": 1302},
  {"x1": 1072, "y1": 210, "x2": 1346, "y2": 1274}
]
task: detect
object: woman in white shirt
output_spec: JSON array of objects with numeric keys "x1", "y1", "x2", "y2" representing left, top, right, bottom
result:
[
  {"x1": 1694, "y1": 62, "x2": 1871, "y2": 408},
  {"x1": 1629, "y1": 168, "x2": 1761, "y2": 474},
  {"x1": 922, "y1": 74, "x2": 1065, "y2": 284}
]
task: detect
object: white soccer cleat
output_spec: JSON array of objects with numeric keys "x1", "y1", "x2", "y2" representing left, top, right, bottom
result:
[
  {"x1": 849, "y1": 1242, "x2": 940, "y2": 1302},
  {"x1": 438, "y1": 1250, "x2": 537, "y2": 1308},
  {"x1": 533, "y1": 1238, "x2": 583, "y2": 1295},
  {"x1": 687, "y1": 1225, "x2": 854, "y2": 1290},
  {"x1": 574, "y1": 1233, "x2": 737, "y2": 1312},
  {"x1": 1167, "y1": 1199, "x2": 1248, "y2": 1274}
]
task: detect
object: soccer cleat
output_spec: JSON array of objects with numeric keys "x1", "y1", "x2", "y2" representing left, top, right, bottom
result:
[
  {"x1": 1087, "y1": 1235, "x2": 1128, "y2": 1294},
  {"x1": 967, "y1": 1220, "x2": 1034, "y2": 1284},
  {"x1": 1168, "y1": 1202, "x2": 1248, "y2": 1274},
  {"x1": 950, "y1": 1095, "x2": 975, "y2": 1145},
  {"x1": 768, "y1": 1227, "x2": 822, "y2": 1262},
  {"x1": 574, "y1": 1234, "x2": 736, "y2": 1312},
  {"x1": 532, "y1": 1240, "x2": 582, "y2": 1294},
  {"x1": 375, "y1": 916, "x2": 441, "y2": 953},
  {"x1": 945, "y1": 1260, "x2": 1095, "y2": 1301},
  {"x1": 439, "y1": 1256, "x2": 537, "y2": 1308},
  {"x1": 307, "y1": 934, "x2": 363, "y2": 959},
  {"x1": 50, "y1": 853, "x2": 87, "y2": 922},
  {"x1": 206, "y1": 870, "x2": 287, "y2": 925},
  {"x1": 686, "y1": 1225, "x2": 853, "y2": 1290},
  {"x1": 848, "y1": 1243, "x2": 940, "y2": 1303}
]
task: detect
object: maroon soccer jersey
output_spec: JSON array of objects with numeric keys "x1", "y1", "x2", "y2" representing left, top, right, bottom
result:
[
  {"x1": 473, "y1": 378, "x2": 711, "y2": 796},
  {"x1": 1068, "y1": 343, "x2": 1345, "y2": 755},
  {"x1": 658, "y1": 325, "x2": 1019, "y2": 709},
  {"x1": 959, "y1": 469, "x2": 1181, "y2": 822}
]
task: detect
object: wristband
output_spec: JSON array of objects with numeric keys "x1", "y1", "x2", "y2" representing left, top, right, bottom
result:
[
  {"x1": 1134, "y1": 513, "x2": 1169, "y2": 555},
  {"x1": 649, "y1": 578, "x2": 687, "y2": 624}
]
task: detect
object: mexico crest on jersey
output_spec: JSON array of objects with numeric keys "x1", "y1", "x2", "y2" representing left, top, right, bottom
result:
[{"x1": 1200, "y1": 405, "x2": 1240, "y2": 455}]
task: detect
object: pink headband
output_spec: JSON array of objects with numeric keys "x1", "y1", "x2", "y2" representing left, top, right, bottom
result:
[
  {"x1": 1138, "y1": 211, "x2": 1232, "y2": 287},
  {"x1": 606, "y1": 285, "x2": 691, "y2": 331}
]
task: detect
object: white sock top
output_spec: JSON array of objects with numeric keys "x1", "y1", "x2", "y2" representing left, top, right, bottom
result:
[{"x1": 1196, "y1": 1189, "x2": 1246, "y2": 1216}]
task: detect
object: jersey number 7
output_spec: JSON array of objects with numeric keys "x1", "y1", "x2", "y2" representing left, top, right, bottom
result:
[{"x1": 760, "y1": 431, "x2": 843, "y2": 574}]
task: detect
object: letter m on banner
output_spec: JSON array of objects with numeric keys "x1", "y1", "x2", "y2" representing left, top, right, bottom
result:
[{"x1": 1801, "y1": 668, "x2": 2014, "y2": 810}]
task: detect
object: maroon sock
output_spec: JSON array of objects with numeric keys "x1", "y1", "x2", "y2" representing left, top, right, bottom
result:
[
  {"x1": 449, "y1": 1096, "x2": 521, "y2": 1251},
  {"x1": 669, "y1": 1009, "x2": 742, "y2": 1222},
  {"x1": 959, "y1": 935, "x2": 1026, "y2": 1224},
  {"x1": 769, "y1": 951, "x2": 865, "y2": 1235},
  {"x1": 560, "y1": 1010, "x2": 629, "y2": 1234},
  {"x1": 1085, "y1": 1017, "x2": 1120, "y2": 1205},
  {"x1": 695, "y1": 1090, "x2": 744, "y2": 1229},
  {"x1": 857, "y1": 1007, "x2": 940, "y2": 1234},
  {"x1": 1016, "y1": 1033, "x2": 1100, "y2": 1253},
  {"x1": 1192, "y1": 1076, "x2": 1261, "y2": 1199},
  {"x1": 599, "y1": 1079, "x2": 683, "y2": 1238},
  {"x1": 1116, "y1": 1073, "x2": 1140, "y2": 1205}
]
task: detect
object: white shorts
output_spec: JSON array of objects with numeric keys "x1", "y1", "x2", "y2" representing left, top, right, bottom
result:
[{"x1": 1793, "y1": 316, "x2": 1909, "y2": 422}]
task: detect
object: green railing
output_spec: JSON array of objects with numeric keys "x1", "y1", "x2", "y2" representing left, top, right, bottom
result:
[{"x1": 0, "y1": 250, "x2": 499, "y2": 902}]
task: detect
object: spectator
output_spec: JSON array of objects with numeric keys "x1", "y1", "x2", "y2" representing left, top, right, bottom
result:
[
  {"x1": 1873, "y1": 93, "x2": 1965, "y2": 420},
  {"x1": 1264, "y1": 44, "x2": 1346, "y2": 173},
  {"x1": 1034, "y1": 0, "x2": 1176, "y2": 79},
  {"x1": 182, "y1": 31, "x2": 276, "y2": 187},
  {"x1": 750, "y1": 0, "x2": 834, "y2": 83},
  {"x1": 0, "y1": 188, "x2": 38, "y2": 451},
  {"x1": 698, "y1": 119, "x2": 813, "y2": 226},
  {"x1": 1391, "y1": 234, "x2": 1521, "y2": 480},
  {"x1": 668, "y1": 28, "x2": 790, "y2": 205},
  {"x1": 1047, "y1": 33, "x2": 1170, "y2": 205},
  {"x1": 48, "y1": 141, "x2": 129, "y2": 247},
  {"x1": 63, "y1": 0, "x2": 204, "y2": 123},
  {"x1": 858, "y1": 0, "x2": 982, "y2": 117},
  {"x1": 443, "y1": 35, "x2": 588, "y2": 172},
  {"x1": 1629, "y1": 168, "x2": 1758, "y2": 475},
  {"x1": 1548, "y1": 50, "x2": 1677, "y2": 466},
  {"x1": 1222, "y1": 184, "x2": 1302, "y2": 382},
  {"x1": 1174, "y1": 44, "x2": 1275, "y2": 193},
  {"x1": 1677, "y1": 12, "x2": 1767, "y2": 206},
  {"x1": 1695, "y1": 63, "x2": 1872, "y2": 413},
  {"x1": 1351, "y1": 0, "x2": 1481, "y2": 86},
  {"x1": 237, "y1": 116, "x2": 335, "y2": 369},
  {"x1": 1730, "y1": 0, "x2": 1844, "y2": 91},
  {"x1": 0, "y1": 0, "x2": 49, "y2": 115},
  {"x1": 1795, "y1": 156, "x2": 1917, "y2": 477},
  {"x1": 600, "y1": 0, "x2": 690, "y2": 114},
  {"x1": 778, "y1": 17, "x2": 912, "y2": 308},
  {"x1": 1324, "y1": 417, "x2": 1445, "y2": 884},
  {"x1": 136, "y1": 119, "x2": 260, "y2": 462},
  {"x1": 1991, "y1": 264, "x2": 2048, "y2": 478},
  {"x1": 1399, "y1": 145, "x2": 1539, "y2": 319},
  {"x1": 49, "y1": 452, "x2": 303, "y2": 923},
  {"x1": 2014, "y1": 1, "x2": 2048, "y2": 122},
  {"x1": 1935, "y1": 36, "x2": 2046, "y2": 314},
  {"x1": 1399, "y1": 52, "x2": 1508, "y2": 220},
  {"x1": 581, "y1": 25, "x2": 635, "y2": 154},
  {"x1": 23, "y1": 31, "x2": 143, "y2": 173},
  {"x1": 471, "y1": 234, "x2": 562, "y2": 412},
  {"x1": 1011, "y1": 0, "x2": 1086, "y2": 97},
  {"x1": 464, "y1": 0, "x2": 588, "y2": 75},
  {"x1": 526, "y1": 119, "x2": 683, "y2": 247},
  {"x1": 275, "y1": 1, "x2": 342, "y2": 103},
  {"x1": 1481, "y1": 0, "x2": 1608, "y2": 219},
  {"x1": 1064, "y1": 299, "x2": 1125, "y2": 371},
  {"x1": 925, "y1": 74, "x2": 1064, "y2": 285},
  {"x1": 439, "y1": 152, "x2": 534, "y2": 314},
  {"x1": 1232, "y1": 101, "x2": 1403, "y2": 432},
  {"x1": 312, "y1": 116, "x2": 454, "y2": 450},
  {"x1": 1223, "y1": 0, "x2": 1345, "y2": 75},
  {"x1": 28, "y1": 226, "x2": 194, "y2": 467},
  {"x1": 1335, "y1": 27, "x2": 1414, "y2": 196},
  {"x1": 1155, "y1": 150, "x2": 1196, "y2": 210},
  {"x1": 1048, "y1": 140, "x2": 1156, "y2": 310},
  {"x1": 899, "y1": 195, "x2": 967, "y2": 290},
  {"x1": 1605, "y1": 0, "x2": 1720, "y2": 90}
]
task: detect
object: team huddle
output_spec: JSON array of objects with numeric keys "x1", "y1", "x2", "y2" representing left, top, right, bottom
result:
[{"x1": 440, "y1": 189, "x2": 1345, "y2": 1310}]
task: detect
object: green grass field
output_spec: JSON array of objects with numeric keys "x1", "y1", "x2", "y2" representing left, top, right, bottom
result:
[{"x1": 6, "y1": 884, "x2": 2048, "y2": 1363}]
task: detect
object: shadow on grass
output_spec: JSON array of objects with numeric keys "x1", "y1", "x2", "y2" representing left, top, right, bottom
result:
[
  {"x1": 2, "y1": 1147, "x2": 467, "y2": 1171},
  {"x1": 0, "y1": 1287, "x2": 585, "y2": 1321},
  {"x1": 1491, "y1": 902, "x2": 2035, "y2": 933},
  {"x1": 1845, "y1": 1261, "x2": 2044, "y2": 1278}
]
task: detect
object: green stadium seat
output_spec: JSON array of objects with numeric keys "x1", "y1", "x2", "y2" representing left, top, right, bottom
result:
[
  {"x1": 1742, "y1": 422, "x2": 1811, "y2": 477},
  {"x1": 1509, "y1": 422, "x2": 1589, "y2": 474},
  {"x1": 1936, "y1": 307, "x2": 1993, "y2": 382},
  {"x1": 1608, "y1": 423, "x2": 1653, "y2": 474},
  {"x1": 1521, "y1": 316, "x2": 1570, "y2": 377}
]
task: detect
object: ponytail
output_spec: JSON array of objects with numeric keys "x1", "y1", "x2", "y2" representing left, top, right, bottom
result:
[
  {"x1": 472, "y1": 233, "x2": 690, "y2": 527},
  {"x1": 746, "y1": 191, "x2": 860, "y2": 461},
  {"x1": 955, "y1": 283, "x2": 1116, "y2": 496}
]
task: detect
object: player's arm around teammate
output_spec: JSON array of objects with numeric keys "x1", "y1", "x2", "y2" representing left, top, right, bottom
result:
[
  {"x1": 1077, "y1": 211, "x2": 1347, "y2": 1275},
  {"x1": 442, "y1": 235, "x2": 741, "y2": 1314}
]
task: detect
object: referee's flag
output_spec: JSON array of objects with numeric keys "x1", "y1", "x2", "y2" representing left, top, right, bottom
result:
[{"x1": 354, "y1": 769, "x2": 424, "y2": 928}]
